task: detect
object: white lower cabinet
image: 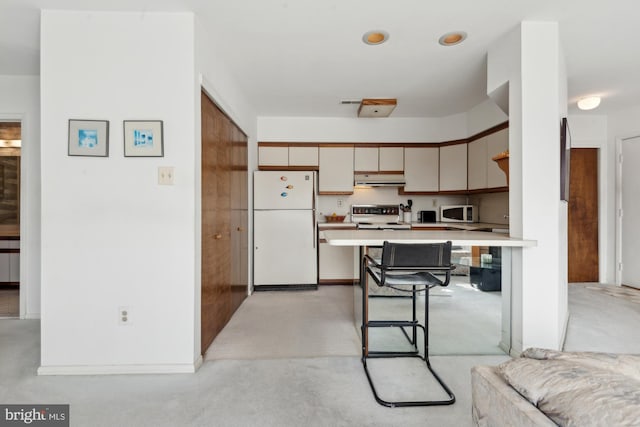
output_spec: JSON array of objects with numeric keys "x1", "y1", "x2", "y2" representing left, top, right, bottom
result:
[{"x1": 318, "y1": 229, "x2": 358, "y2": 282}]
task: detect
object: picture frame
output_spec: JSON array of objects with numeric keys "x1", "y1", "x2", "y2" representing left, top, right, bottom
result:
[
  {"x1": 560, "y1": 117, "x2": 571, "y2": 202},
  {"x1": 124, "y1": 120, "x2": 164, "y2": 157},
  {"x1": 68, "y1": 119, "x2": 109, "y2": 157}
]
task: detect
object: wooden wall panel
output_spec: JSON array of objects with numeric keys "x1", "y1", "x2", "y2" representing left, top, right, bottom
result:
[
  {"x1": 201, "y1": 91, "x2": 248, "y2": 353},
  {"x1": 568, "y1": 148, "x2": 599, "y2": 282}
]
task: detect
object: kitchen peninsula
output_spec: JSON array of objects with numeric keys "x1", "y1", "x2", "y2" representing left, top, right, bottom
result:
[{"x1": 323, "y1": 229, "x2": 536, "y2": 355}]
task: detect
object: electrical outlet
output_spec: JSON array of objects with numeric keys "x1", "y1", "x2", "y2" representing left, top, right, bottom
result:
[
  {"x1": 158, "y1": 166, "x2": 174, "y2": 185},
  {"x1": 432, "y1": 198, "x2": 437, "y2": 207},
  {"x1": 337, "y1": 199, "x2": 343, "y2": 207},
  {"x1": 118, "y1": 306, "x2": 131, "y2": 326}
]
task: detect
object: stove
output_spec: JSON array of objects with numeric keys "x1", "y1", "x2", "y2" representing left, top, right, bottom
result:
[{"x1": 351, "y1": 204, "x2": 411, "y2": 230}]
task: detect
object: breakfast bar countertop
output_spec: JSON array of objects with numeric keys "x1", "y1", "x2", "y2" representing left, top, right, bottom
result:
[{"x1": 323, "y1": 229, "x2": 536, "y2": 247}]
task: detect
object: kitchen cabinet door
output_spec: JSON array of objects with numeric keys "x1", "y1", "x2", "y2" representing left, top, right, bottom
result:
[
  {"x1": 404, "y1": 147, "x2": 439, "y2": 192},
  {"x1": 487, "y1": 128, "x2": 509, "y2": 188},
  {"x1": 258, "y1": 146, "x2": 288, "y2": 167},
  {"x1": 468, "y1": 137, "x2": 488, "y2": 190},
  {"x1": 439, "y1": 143, "x2": 468, "y2": 191},
  {"x1": 289, "y1": 146, "x2": 318, "y2": 167},
  {"x1": 319, "y1": 146, "x2": 354, "y2": 194},
  {"x1": 318, "y1": 229, "x2": 358, "y2": 282},
  {"x1": 319, "y1": 243, "x2": 357, "y2": 281},
  {"x1": 379, "y1": 146, "x2": 404, "y2": 172},
  {"x1": 354, "y1": 147, "x2": 378, "y2": 172}
]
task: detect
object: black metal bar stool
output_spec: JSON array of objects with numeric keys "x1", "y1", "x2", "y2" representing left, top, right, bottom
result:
[{"x1": 361, "y1": 240, "x2": 456, "y2": 407}]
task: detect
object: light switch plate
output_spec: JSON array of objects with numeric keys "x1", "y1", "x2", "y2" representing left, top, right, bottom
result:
[{"x1": 158, "y1": 166, "x2": 174, "y2": 185}]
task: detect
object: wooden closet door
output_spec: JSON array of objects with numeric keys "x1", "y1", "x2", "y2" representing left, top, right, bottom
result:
[
  {"x1": 201, "y1": 91, "x2": 249, "y2": 353},
  {"x1": 568, "y1": 148, "x2": 599, "y2": 282}
]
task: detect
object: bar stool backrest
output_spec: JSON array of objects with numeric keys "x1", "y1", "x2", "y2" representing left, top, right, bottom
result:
[{"x1": 381, "y1": 241, "x2": 453, "y2": 270}]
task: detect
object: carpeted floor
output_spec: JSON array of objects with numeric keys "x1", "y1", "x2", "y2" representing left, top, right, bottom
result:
[
  {"x1": 564, "y1": 283, "x2": 640, "y2": 353},
  {"x1": 205, "y1": 277, "x2": 503, "y2": 361},
  {"x1": 2, "y1": 282, "x2": 639, "y2": 426},
  {"x1": 205, "y1": 286, "x2": 361, "y2": 360}
]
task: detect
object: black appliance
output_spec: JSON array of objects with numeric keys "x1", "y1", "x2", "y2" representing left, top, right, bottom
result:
[{"x1": 418, "y1": 210, "x2": 437, "y2": 223}]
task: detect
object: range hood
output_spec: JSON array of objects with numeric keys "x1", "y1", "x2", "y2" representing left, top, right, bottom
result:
[{"x1": 354, "y1": 173, "x2": 406, "y2": 187}]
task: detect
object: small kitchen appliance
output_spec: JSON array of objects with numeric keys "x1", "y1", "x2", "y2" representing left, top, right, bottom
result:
[
  {"x1": 440, "y1": 205, "x2": 477, "y2": 223},
  {"x1": 418, "y1": 210, "x2": 437, "y2": 223}
]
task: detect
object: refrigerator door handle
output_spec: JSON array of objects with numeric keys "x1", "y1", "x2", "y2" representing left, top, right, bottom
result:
[
  {"x1": 312, "y1": 172, "x2": 317, "y2": 249},
  {"x1": 312, "y1": 210, "x2": 316, "y2": 248}
]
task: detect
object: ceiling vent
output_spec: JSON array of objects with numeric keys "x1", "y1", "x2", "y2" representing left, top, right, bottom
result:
[{"x1": 357, "y1": 98, "x2": 397, "y2": 118}]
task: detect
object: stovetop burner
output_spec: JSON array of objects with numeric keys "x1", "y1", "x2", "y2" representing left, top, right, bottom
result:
[{"x1": 351, "y1": 205, "x2": 411, "y2": 229}]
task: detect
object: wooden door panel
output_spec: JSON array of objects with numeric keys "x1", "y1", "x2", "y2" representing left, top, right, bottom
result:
[
  {"x1": 568, "y1": 148, "x2": 599, "y2": 282},
  {"x1": 201, "y1": 91, "x2": 248, "y2": 353}
]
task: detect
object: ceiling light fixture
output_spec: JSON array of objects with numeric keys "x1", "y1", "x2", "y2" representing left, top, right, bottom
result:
[
  {"x1": 362, "y1": 30, "x2": 389, "y2": 45},
  {"x1": 358, "y1": 99, "x2": 397, "y2": 118},
  {"x1": 577, "y1": 96, "x2": 601, "y2": 111},
  {"x1": 438, "y1": 31, "x2": 467, "y2": 46},
  {"x1": 0, "y1": 139, "x2": 21, "y2": 148}
]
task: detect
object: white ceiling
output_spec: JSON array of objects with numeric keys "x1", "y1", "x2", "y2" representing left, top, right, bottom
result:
[{"x1": 1, "y1": 0, "x2": 639, "y2": 118}]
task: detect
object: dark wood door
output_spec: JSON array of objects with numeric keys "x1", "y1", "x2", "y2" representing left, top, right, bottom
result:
[
  {"x1": 568, "y1": 148, "x2": 599, "y2": 282},
  {"x1": 201, "y1": 91, "x2": 248, "y2": 353}
]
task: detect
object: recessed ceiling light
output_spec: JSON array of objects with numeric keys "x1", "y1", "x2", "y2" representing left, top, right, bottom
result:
[
  {"x1": 577, "y1": 96, "x2": 601, "y2": 111},
  {"x1": 438, "y1": 31, "x2": 467, "y2": 46},
  {"x1": 362, "y1": 30, "x2": 389, "y2": 45}
]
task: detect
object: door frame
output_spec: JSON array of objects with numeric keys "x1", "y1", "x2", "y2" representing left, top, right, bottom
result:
[
  {"x1": 615, "y1": 134, "x2": 640, "y2": 286},
  {"x1": 0, "y1": 115, "x2": 25, "y2": 319}
]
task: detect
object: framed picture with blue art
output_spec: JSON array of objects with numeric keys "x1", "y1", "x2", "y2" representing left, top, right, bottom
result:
[
  {"x1": 68, "y1": 119, "x2": 109, "y2": 157},
  {"x1": 123, "y1": 120, "x2": 164, "y2": 157}
]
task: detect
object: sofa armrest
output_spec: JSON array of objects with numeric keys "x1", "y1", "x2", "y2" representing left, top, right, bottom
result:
[{"x1": 471, "y1": 365, "x2": 556, "y2": 427}]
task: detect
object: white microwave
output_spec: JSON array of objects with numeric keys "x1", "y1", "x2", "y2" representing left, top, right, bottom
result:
[{"x1": 440, "y1": 205, "x2": 477, "y2": 223}]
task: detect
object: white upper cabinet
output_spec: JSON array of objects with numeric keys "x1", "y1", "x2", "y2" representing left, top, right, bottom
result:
[
  {"x1": 379, "y1": 147, "x2": 404, "y2": 171},
  {"x1": 319, "y1": 146, "x2": 354, "y2": 193},
  {"x1": 354, "y1": 147, "x2": 378, "y2": 171},
  {"x1": 289, "y1": 146, "x2": 319, "y2": 167},
  {"x1": 467, "y1": 137, "x2": 488, "y2": 190},
  {"x1": 258, "y1": 146, "x2": 288, "y2": 167},
  {"x1": 439, "y1": 144, "x2": 467, "y2": 191},
  {"x1": 259, "y1": 145, "x2": 319, "y2": 168},
  {"x1": 404, "y1": 147, "x2": 439, "y2": 192},
  {"x1": 486, "y1": 128, "x2": 509, "y2": 188}
]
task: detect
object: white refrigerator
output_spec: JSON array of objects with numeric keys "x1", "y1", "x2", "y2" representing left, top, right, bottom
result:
[{"x1": 253, "y1": 171, "x2": 317, "y2": 290}]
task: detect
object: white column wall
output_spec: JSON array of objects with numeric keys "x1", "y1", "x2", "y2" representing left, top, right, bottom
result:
[
  {"x1": 487, "y1": 22, "x2": 568, "y2": 352},
  {"x1": 0, "y1": 75, "x2": 41, "y2": 319},
  {"x1": 39, "y1": 11, "x2": 197, "y2": 374}
]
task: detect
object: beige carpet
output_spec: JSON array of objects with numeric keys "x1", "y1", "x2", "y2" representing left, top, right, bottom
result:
[
  {"x1": 586, "y1": 283, "x2": 640, "y2": 304},
  {"x1": 205, "y1": 286, "x2": 361, "y2": 360},
  {"x1": 0, "y1": 287, "x2": 19, "y2": 317}
]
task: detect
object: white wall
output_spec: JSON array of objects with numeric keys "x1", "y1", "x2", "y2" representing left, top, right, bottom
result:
[
  {"x1": 0, "y1": 75, "x2": 41, "y2": 319},
  {"x1": 466, "y1": 99, "x2": 509, "y2": 136},
  {"x1": 607, "y1": 105, "x2": 640, "y2": 284},
  {"x1": 487, "y1": 22, "x2": 567, "y2": 352},
  {"x1": 39, "y1": 11, "x2": 197, "y2": 374},
  {"x1": 194, "y1": 17, "x2": 257, "y2": 356},
  {"x1": 567, "y1": 115, "x2": 610, "y2": 283},
  {"x1": 258, "y1": 114, "x2": 468, "y2": 143}
]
